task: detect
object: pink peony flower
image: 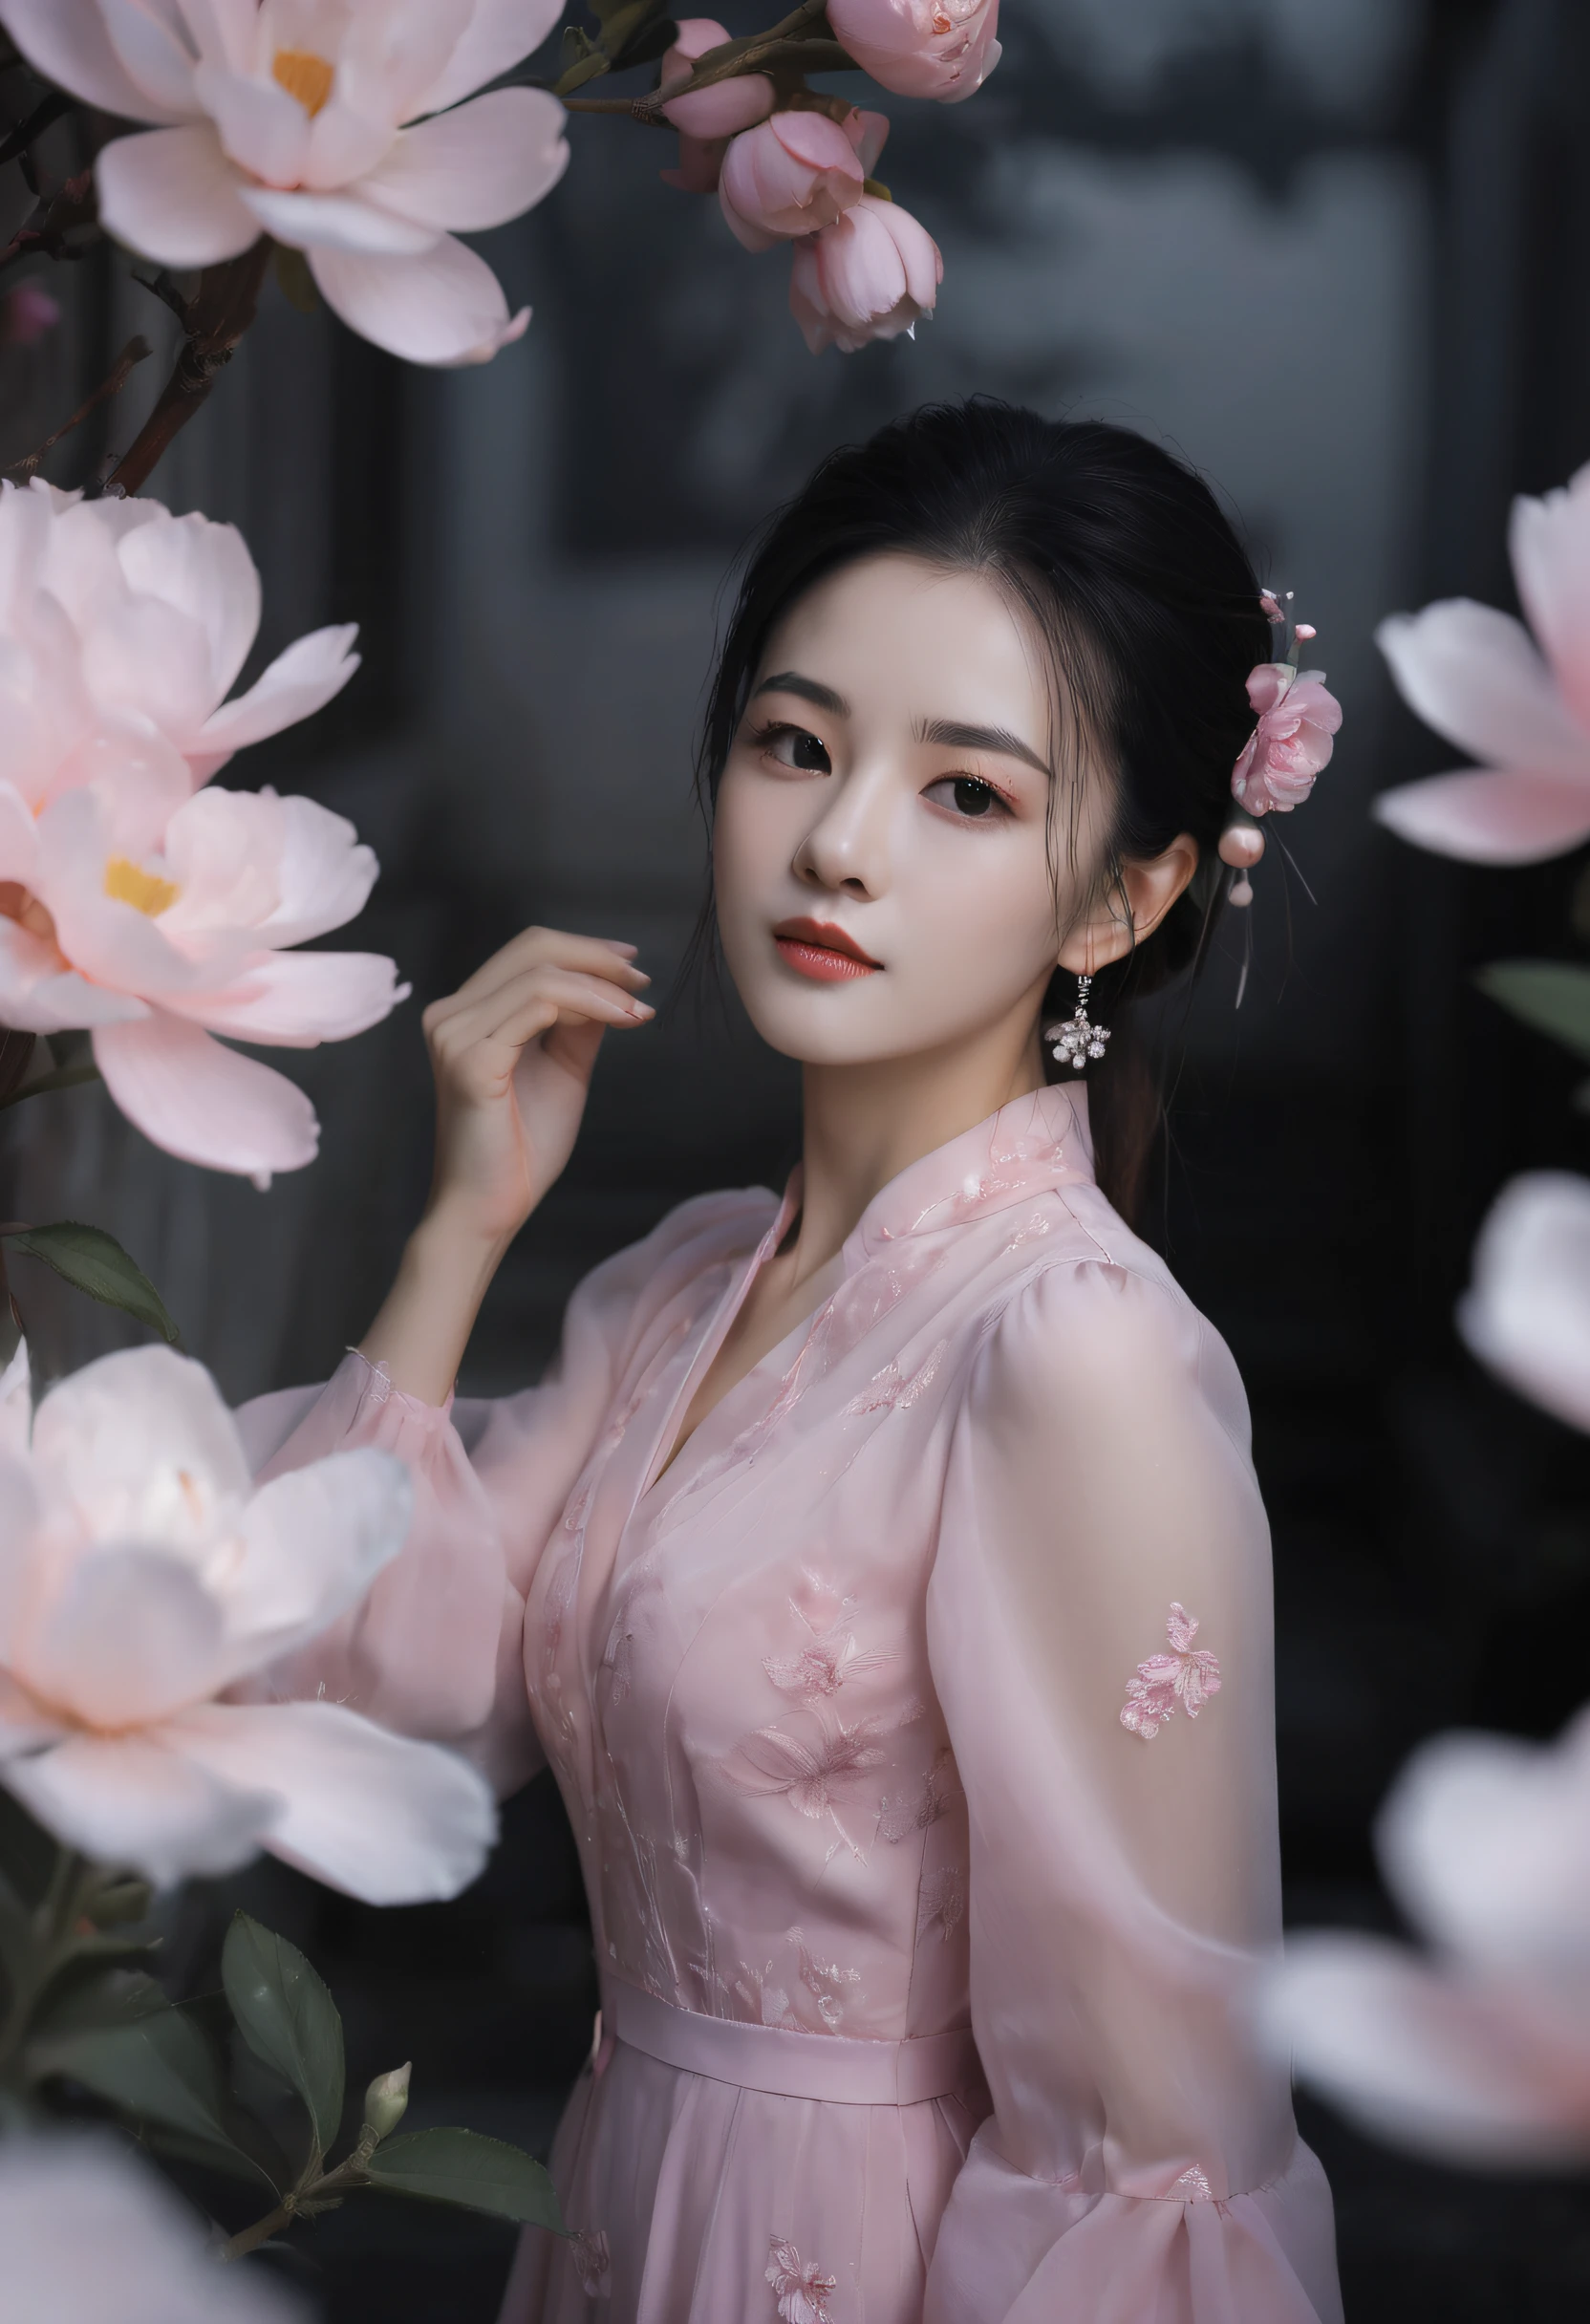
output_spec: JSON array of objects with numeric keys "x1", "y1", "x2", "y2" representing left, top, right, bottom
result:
[
  {"x1": 1263, "y1": 1707, "x2": 1590, "y2": 2164},
  {"x1": 1457, "y1": 1173, "x2": 1590, "y2": 1435},
  {"x1": 659, "y1": 17, "x2": 774, "y2": 194},
  {"x1": 0, "y1": 0, "x2": 569, "y2": 367},
  {"x1": 0, "y1": 282, "x2": 61, "y2": 347},
  {"x1": 0, "y1": 2137, "x2": 296, "y2": 2324},
  {"x1": 0, "y1": 477, "x2": 359, "y2": 802},
  {"x1": 0, "y1": 772, "x2": 406, "y2": 1184},
  {"x1": 1375, "y1": 463, "x2": 1590, "y2": 862},
  {"x1": 0, "y1": 1340, "x2": 496, "y2": 1897},
  {"x1": 827, "y1": 0, "x2": 1000, "y2": 103},
  {"x1": 788, "y1": 194, "x2": 942, "y2": 354},
  {"x1": 1229, "y1": 662, "x2": 1342, "y2": 816},
  {"x1": 719, "y1": 110, "x2": 868, "y2": 252}
]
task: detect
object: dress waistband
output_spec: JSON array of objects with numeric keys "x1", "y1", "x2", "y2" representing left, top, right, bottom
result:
[{"x1": 605, "y1": 1978, "x2": 979, "y2": 2107}]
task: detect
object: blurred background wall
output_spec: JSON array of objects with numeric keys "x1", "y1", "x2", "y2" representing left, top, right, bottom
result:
[{"x1": 9, "y1": 0, "x2": 1590, "y2": 2313}]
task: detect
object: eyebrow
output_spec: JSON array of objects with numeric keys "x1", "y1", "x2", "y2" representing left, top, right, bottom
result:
[
  {"x1": 916, "y1": 718, "x2": 1051, "y2": 778},
  {"x1": 752, "y1": 671, "x2": 850, "y2": 717}
]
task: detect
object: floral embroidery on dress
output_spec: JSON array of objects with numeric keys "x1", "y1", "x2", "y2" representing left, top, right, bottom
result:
[
  {"x1": 1169, "y1": 2165, "x2": 1214, "y2": 2203},
  {"x1": 843, "y1": 1337, "x2": 948, "y2": 1418},
  {"x1": 1119, "y1": 1603, "x2": 1222, "y2": 1740},
  {"x1": 763, "y1": 1579, "x2": 891, "y2": 1700},
  {"x1": 766, "y1": 2237, "x2": 838, "y2": 2323},
  {"x1": 723, "y1": 1712, "x2": 890, "y2": 1823},
  {"x1": 878, "y1": 1745, "x2": 959, "y2": 1842},
  {"x1": 729, "y1": 1959, "x2": 798, "y2": 2028},
  {"x1": 791, "y1": 1927, "x2": 863, "y2": 2028},
  {"x1": 917, "y1": 1863, "x2": 966, "y2": 1943},
  {"x1": 569, "y1": 2227, "x2": 611, "y2": 2296}
]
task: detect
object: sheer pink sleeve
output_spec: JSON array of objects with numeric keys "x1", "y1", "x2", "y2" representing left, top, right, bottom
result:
[
  {"x1": 924, "y1": 1255, "x2": 1342, "y2": 2324},
  {"x1": 233, "y1": 1227, "x2": 669, "y2": 1794}
]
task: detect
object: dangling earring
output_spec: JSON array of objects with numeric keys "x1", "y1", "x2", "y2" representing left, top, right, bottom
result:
[{"x1": 1045, "y1": 973, "x2": 1111, "y2": 1071}]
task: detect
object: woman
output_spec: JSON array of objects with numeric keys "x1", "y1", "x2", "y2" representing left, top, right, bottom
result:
[{"x1": 245, "y1": 401, "x2": 1343, "y2": 2322}]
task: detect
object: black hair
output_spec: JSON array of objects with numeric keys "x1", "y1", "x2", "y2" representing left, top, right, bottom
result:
[{"x1": 694, "y1": 398, "x2": 1269, "y2": 1222}]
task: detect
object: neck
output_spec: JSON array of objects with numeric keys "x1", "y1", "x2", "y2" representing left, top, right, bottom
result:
[{"x1": 786, "y1": 1018, "x2": 1049, "y2": 1292}]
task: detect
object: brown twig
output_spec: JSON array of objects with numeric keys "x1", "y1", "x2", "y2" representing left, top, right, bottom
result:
[
  {"x1": 4, "y1": 334, "x2": 151, "y2": 482},
  {"x1": 102, "y1": 240, "x2": 272, "y2": 498},
  {"x1": 0, "y1": 169, "x2": 97, "y2": 284},
  {"x1": 0, "y1": 90, "x2": 72, "y2": 172},
  {"x1": 563, "y1": 0, "x2": 838, "y2": 116}
]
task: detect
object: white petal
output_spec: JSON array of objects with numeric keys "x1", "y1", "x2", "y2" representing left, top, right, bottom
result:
[
  {"x1": 217, "y1": 1447, "x2": 412, "y2": 1666},
  {"x1": 309, "y1": 232, "x2": 528, "y2": 365},
  {"x1": 241, "y1": 183, "x2": 439, "y2": 254},
  {"x1": 1459, "y1": 1171, "x2": 1590, "y2": 1431},
  {"x1": 1377, "y1": 602, "x2": 1590, "y2": 777},
  {"x1": 0, "y1": 1339, "x2": 30, "y2": 1463},
  {"x1": 22, "y1": 1547, "x2": 229, "y2": 1729},
  {"x1": 336, "y1": 0, "x2": 474, "y2": 127},
  {"x1": 2, "y1": 1730, "x2": 279, "y2": 1886},
  {"x1": 301, "y1": 97, "x2": 398, "y2": 194},
  {"x1": 93, "y1": 1016, "x2": 319, "y2": 1184},
  {"x1": 190, "y1": 623, "x2": 359, "y2": 778},
  {"x1": 32, "y1": 1341, "x2": 251, "y2": 1508},
  {"x1": 167, "y1": 950, "x2": 408, "y2": 1044},
  {"x1": 96, "y1": 124, "x2": 262, "y2": 267},
  {"x1": 1511, "y1": 469, "x2": 1590, "y2": 740},
  {"x1": 165, "y1": 1699, "x2": 498, "y2": 1902},
  {"x1": 0, "y1": 0, "x2": 187, "y2": 122},
  {"x1": 414, "y1": 0, "x2": 567, "y2": 115},
  {"x1": 1373, "y1": 767, "x2": 1590, "y2": 865},
  {"x1": 100, "y1": 0, "x2": 205, "y2": 118},
  {"x1": 358, "y1": 88, "x2": 568, "y2": 231},
  {"x1": 190, "y1": 62, "x2": 310, "y2": 184},
  {"x1": 115, "y1": 506, "x2": 261, "y2": 719}
]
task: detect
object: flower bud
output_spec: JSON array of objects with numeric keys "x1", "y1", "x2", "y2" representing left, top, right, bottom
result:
[
  {"x1": 788, "y1": 196, "x2": 943, "y2": 354},
  {"x1": 827, "y1": 0, "x2": 1000, "y2": 103},
  {"x1": 362, "y1": 2062, "x2": 411, "y2": 2141},
  {"x1": 720, "y1": 112, "x2": 866, "y2": 253}
]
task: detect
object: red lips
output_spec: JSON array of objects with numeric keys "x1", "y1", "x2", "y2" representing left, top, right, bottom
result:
[{"x1": 772, "y1": 917, "x2": 881, "y2": 982}]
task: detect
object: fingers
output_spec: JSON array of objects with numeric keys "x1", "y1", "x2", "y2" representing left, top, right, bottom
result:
[
  {"x1": 425, "y1": 966, "x2": 653, "y2": 1093},
  {"x1": 437, "y1": 927, "x2": 648, "y2": 1019}
]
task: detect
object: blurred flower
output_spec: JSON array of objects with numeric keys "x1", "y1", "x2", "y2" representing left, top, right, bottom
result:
[
  {"x1": 1458, "y1": 1172, "x2": 1590, "y2": 1434},
  {"x1": 1229, "y1": 662, "x2": 1341, "y2": 817},
  {"x1": 659, "y1": 17, "x2": 773, "y2": 193},
  {"x1": 0, "y1": 1343, "x2": 495, "y2": 1898},
  {"x1": 0, "y1": 2136, "x2": 297, "y2": 2323},
  {"x1": 0, "y1": 477, "x2": 359, "y2": 800},
  {"x1": 0, "y1": 0, "x2": 569, "y2": 366},
  {"x1": 0, "y1": 282, "x2": 61, "y2": 347},
  {"x1": 788, "y1": 193, "x2": 941, "y2": 354},
  {"x1": 1376, "y1": 463, "x2": 1590, "y2": 863},
  {"x1": 0, "y1": 776, "x2": 406, "y2": 1183},
  {"x1": 1263, "y1": 1710, "x2": 1590, "y2": 2165},
  {"x1": 827, "y1": 0, "x2": 1000, "y2": 102},
  {"x1": 719, "y1": 110, "x2": 870, "y2": 252}
]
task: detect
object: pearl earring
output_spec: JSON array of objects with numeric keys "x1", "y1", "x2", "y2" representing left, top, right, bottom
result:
[{"x1": 1045, "y1": 973, "x2": 1111, "y2": 1071}]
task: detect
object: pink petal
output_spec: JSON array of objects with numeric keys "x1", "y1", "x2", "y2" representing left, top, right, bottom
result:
[
  {"x1": 0, "y1": 1344, "x2": 30, "y2": 1466},
  {"x1": 336, "y1": 0, "x2": 472, "y2": 125},
  {"x1": 96, "y1": 125, "x2": 262, "y2": 268},
  {"x1": 240, "y1": 183, "x2": 438, "y2": 255},
  {"x1": 845, "y1": 108, "x2": 890, "y2": 175},
  {"x1": 0, "y1": 1670, "x2": 64, "y2": 1756},
  {"x1": 308, "y1": 233, "x2": 528, "y2": 366},
  {"x1": 1459, "y1": 1173, "x2": 1590, "y2": 1434},
  {"x1": 0, "y1": 0, "x2": 186, "y2": 122},
  {"x1": 414, "y1": 0, "x2": 569, "y2": 116},
  {"x1": 1377, "y1": 601, "x2": 1590, "y2": 777},
  {"x1": 301, "y1": 97, "x2": 398, "y2": 194},
  {"x1": 164, "y1": 1700, "x2": 497, "y2": 1903},
  {"x1": 239, "y1": 791, "x2": 375, "y2": 947},
  {"x1": 114, "y1": 508, "x2": 263, "y2": 733},
  {"x1": 1166, "y1": 1602, "x2": 1198, "y2": 1650},
  {"x1": 190, "y1": 623, "x2": 360, "y2": 777},
  {"x1": 167, "y1": 949, "x2": 407, "y2": 1044},
  {"x1": 22, "y1": 1547, "x2": 228, "y2": 1728},
  {"x1": 189, "y1": 61, "x2": 310, "y2": 187},
  {"x1": 31, "y1": 1341, "x2": 251, "y2": 1508},
  {"x1": 0, "y1": 925, "x2": 151, "y2": 1034},
  {"x1": 99, "y1": 0, "x2": 205, "y2": 118},
  {"x1": 662, "y1": 75, "x2": 774, "y2": 139},
  {"x1": 1, "y1": 1729, "x2": 279, "y2": 1885},
  {"x1": 358, "y1": 88, "x2": 568, "y2": 232},
  {"x1": 216, "y1": 1448, "x2": 412, "y2": 1668},
  {"x1": 1510, "y1": 466, "x2": 1590, "y2": 740},
  {"x1": 1373, "y1": 766, "x2": 1590, "y2": 864},
  {"x1": 93, "y1": 1015, "x2": 319, "y2": 1184},
  {"x1": 32, "y1": 790, "x2": 198, "y2": 999}
]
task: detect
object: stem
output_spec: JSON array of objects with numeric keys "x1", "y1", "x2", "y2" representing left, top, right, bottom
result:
[
  {"x1": 220, "y1": 2143, "x2": 374, "y2": 2263},
  {"x1": 0, "y1": 1845, "x2": 92, "y2": 2080},
  {"x1": 586, "y1": 0, "x2": 833, "y2": 121},
  {"x1": 0, "y1": 1061, "x2": 100, "y2": 1110},
  {"x1": 0, "y1": 171, "x2": 97, "y2": 286},
  {"x1": 102, "y1": 240, "x2": 271, "y2": 499},
  {"x1": 4, "y1": 335, "x2": 151, "y2": 483}
]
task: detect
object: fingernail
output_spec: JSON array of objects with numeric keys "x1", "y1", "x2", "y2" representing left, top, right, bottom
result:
[
  {"x1": 607, "y1": 941, "x2": 639, "y2": 956},
  {"x1": 631, "y1": 971, "x2": 652, "y2": 987},
  {"x1": 629, "y1": 1001, "x2": 655, "y2": 1019}
]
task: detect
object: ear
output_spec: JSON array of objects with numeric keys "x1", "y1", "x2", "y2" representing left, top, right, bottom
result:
[{"x1": 1056, "y1": 832, "x2": 1200, "y2": 974}]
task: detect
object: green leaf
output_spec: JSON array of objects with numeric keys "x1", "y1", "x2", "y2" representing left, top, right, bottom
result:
[
  {"x1": 32, "y1": 2006, "x2": 239, "y2": 2151},
  {"x1": 223, "y1": 1913, "x2": 345, "y2": 2161},
  {"x1": 554, "y1": 47, "x2": 610, "y2": 91},
  {"x1": 272, "y1": 242, "x2": 319, "y2": 313},
  {"x1": 364, "y1": 2128, "x2": 566, "y2": 2229},
  {"x1": 0, "y1": 1221, "x2": 179, "y2": 1344},
  {"x1": 29, "y1": 1964, "x2": 166, "y2": 2046},
  {"x1": 1477, "y1": 961, "x2": 1590, "y2": 1064},
  {"x1": 560, "y1": 22, "x2": 599, "y2": 62},
  {"x1": 596, "y1": 0, "x2": 667, "y2": 59},
  {"x1": 141, "y1": 2124, "x2": 284, "y2": 2190}
]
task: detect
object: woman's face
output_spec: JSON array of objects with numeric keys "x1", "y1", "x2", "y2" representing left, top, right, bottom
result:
[{"x1": 714, "y1": 553, "x2": 1107, "y2": 1074}]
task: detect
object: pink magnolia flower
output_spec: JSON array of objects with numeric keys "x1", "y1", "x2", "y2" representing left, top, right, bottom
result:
[
  {"x1": 1263, "y1": 1708, "x2": 1590, "y2": 2164},
  {"x1": 1375, "y1": 463, "x2": 1590, "y2": 862},
  {"x1": 0, "y1": 2137, "x2": 295, "y2": 2324},
  {"x1": 827, "y1": 0, "x2": 1000, "y2": 102},
  {"x1": 766, "y1": 2237, "x2": 838, "y2": 2324},
  {"x1": 719, "y1": 110, "x2": 871, "y2": 252},
  {"x1": 1119, "y1": 1602, "x2": 1221, "y2": 1740},
  {"x1": 0, "y1": 0, "x2": 569, "y2": 367},
  {"x1": 0, "y1": 771, "x2": 405, "y2": 1185},
  {"x1": 0, "y1": 1340, "x2": 496, "y2": 1898},
  {"x1": 1457, "y1": 1173, "x2": 1590, "y2": 1435},
  {"x1": 789, "y1": 193, "x2": 942, "y2": 355},
  {"x1": 1229, "y1": 662, "x2": 1342, "y2": 816},
  {"x1": 659, "y1": 17, "x2": 773, "y2": 193}
]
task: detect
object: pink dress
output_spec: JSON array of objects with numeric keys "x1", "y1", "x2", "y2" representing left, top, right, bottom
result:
[{"x1": 242, "y1": 1085, "x2": 1342, "y2": 2324}]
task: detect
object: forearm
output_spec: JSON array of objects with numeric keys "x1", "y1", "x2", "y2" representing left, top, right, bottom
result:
[{"x1": 359, "y1": 1205, "x2": 514, "y2": 1406}]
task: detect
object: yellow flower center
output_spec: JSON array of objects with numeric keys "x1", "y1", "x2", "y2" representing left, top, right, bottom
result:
[
  {"x1": 103, "y1": 857, "x2": 179, "y2": 916},
  {"x1": 271, "y1": 48, "x2": 335, "y2": 117}
]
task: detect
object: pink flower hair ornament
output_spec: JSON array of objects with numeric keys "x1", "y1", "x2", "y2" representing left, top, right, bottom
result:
[{"x1": 1218, "y1": 592, "x2": 1343, "y2": 907}]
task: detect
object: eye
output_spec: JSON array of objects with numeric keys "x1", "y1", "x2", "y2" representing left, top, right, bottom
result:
[
  {"x1": 755, "y1": 721, "x2": 831, "y2": 775},
  {"x1": 925, "y1": 774, "x2": 1007, "y2": 820}
]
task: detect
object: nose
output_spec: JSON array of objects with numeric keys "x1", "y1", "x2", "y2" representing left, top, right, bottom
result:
[{"x1": 793, "y1": 763, "x2": 892, "y2": 899}]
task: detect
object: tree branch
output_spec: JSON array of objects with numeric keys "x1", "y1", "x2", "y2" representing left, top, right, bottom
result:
[
  {"x1": 101, "y1": 240, "x2": 272, "y2": 499},
  {"x1": 0, "y1": 90, "x2": 73, "y2": 172},
  {"x1": 4, "y1": 334, "x2": 151, "y2": 483},
  {"x1": 0, "y1": 170, "x2": 97, "y2": 284}
]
